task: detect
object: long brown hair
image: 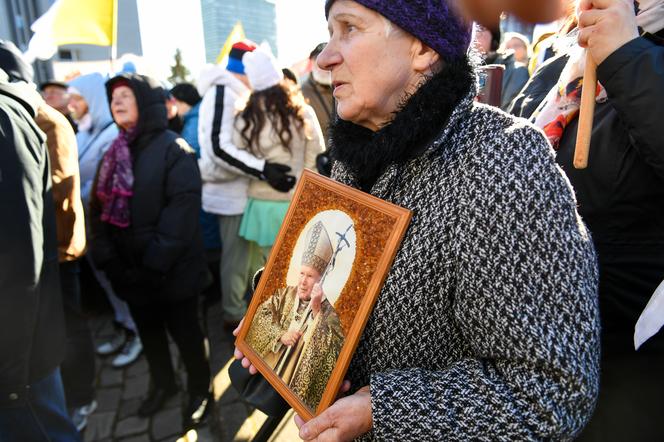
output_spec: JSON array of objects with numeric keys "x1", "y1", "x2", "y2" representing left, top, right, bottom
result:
[{"x1": 236, "y1": 80, "x2": 306, "y2": 157}]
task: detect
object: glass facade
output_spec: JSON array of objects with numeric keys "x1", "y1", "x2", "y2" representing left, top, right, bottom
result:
[{"x1": 200, "y1": 0, "x2": 278, "y2": 63}]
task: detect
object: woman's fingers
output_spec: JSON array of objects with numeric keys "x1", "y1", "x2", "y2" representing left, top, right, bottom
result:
[{"x1": 232, "y1": 317, "x2": 245, "y2": 336}]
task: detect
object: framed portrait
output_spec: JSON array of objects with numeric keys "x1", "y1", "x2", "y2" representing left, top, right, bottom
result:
[{"x1": 235, "y1": 170, "x2": 412, "y2": 420}]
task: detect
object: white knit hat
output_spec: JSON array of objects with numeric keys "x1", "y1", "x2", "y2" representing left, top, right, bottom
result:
[{"x1": 242, "y1": 44, "x2": 283, "y2": 92}]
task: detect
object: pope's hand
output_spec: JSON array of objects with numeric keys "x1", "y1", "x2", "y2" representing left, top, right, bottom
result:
[
  {"x1": 280, "y1": 330, "x2": 302, "y2": 347},
  {"x1": 295, "y1": 385, "x2": 372, "y2": 442},
  {"x1": 232, "y1": 318, "x2": 258, "y2": 375},
  {"x1": 578, "y1": 0, "x2": 639, "y2": 65},
  {"x1": 310, "y1": 283, "x2": 324, "y2": 317}
]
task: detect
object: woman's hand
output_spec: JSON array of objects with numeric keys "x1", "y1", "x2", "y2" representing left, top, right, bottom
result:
[
  {"x1": 232, "y1": 319, "x2": 258, "y2": 375},
  {"x1": 294, "y1": 385, "x2": 372, "y2": 442},
  {"x1": 578, "y1": 0, "x2": 639, "y2": 65}
]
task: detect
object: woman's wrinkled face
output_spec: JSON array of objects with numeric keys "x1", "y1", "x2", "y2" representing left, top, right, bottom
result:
[
  {"x1": 110, "y1": 85, "x2": 139, "y2": 131},
  {"x1": 317, "y1": 0, "x2": 423, "y2": 131}
]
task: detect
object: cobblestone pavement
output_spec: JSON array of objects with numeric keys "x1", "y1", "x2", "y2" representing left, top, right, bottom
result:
[{"x1": 83, "y1": 297, "x2": 300, "y2": 442}]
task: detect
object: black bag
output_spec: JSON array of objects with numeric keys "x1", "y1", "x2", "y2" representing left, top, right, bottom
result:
[{"x1": 228, "y1": 359, "x2": 289, "y2": 417}]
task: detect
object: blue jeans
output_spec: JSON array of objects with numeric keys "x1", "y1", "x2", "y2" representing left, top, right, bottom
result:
[{"x1": 0, "y1": 368, "x2": 80, "y2": 442}]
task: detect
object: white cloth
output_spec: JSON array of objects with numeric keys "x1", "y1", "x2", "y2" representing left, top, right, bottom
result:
[
  {"x1": 243, "y1": 45, "x2": 283, "y2": 92},
  {"x1": 634, "y1": 278, "x2": 664, "y2": 349}
]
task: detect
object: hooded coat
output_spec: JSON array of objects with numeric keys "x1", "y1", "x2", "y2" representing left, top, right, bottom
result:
[
  {"x1": 68, "y1": 72, "x2": 118, "y2": 203},
  {"x1": 89, "y1": 73, "x2": 206, "y2": 305},
  {"x1": 0, "y1": 71, "x2": 65, "y2": 406}
]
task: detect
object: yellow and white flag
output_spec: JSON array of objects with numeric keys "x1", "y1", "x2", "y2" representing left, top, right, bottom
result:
[
  {"x1": 215, "y1": 21, "x2": 245, "y2": 64},
  {"x1": 24, "y1": 0, "x2": 116, "y2": 62}
]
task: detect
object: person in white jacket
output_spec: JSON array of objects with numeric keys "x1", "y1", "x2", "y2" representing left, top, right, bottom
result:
[{"x1": 197, "y1": 40, "x2": 296, "y2": 327}]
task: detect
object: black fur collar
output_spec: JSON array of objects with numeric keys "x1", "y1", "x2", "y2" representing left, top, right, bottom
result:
[{"x1": 329, "y1": 57, "x2": 475, "y2": 191}]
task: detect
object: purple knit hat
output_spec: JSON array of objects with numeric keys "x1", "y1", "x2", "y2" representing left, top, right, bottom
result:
[{"x1": 325, "y1": 0, "x2": 472, "y2": 61}]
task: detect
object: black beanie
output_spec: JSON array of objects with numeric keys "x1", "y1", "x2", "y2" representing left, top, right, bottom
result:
[{"x1": 170, "y1": 83, "x2": 201, "y2": 107}]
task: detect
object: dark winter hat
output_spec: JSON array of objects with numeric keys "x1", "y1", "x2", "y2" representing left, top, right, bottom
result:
[
  {"x1": 170, "y1": 83, "x2": 201, "y2": 106},
  {"x1": 324, "y1": 0, "x2": 472, "y2": 61},
  {"x1": 39, "y1": 80, "x2": 68, "y2": 91},
  {"x1": 109, "y1": 78, "x2": 132, "y2": 94},
  {"x1": 0, "y1": 40, "x2": 34, "y2": 83},
  {"x1": 226, "y1": 40, "x2": 257, "y2": 75}
]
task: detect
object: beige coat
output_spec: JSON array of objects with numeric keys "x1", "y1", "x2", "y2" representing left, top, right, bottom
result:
[
  {"x1": 232, "y1": 104, "x2": 324, "y2": 201},
  {"x1": 36, "y1": 104, "x2": 86, "y2": 262},
  {"x1": 301, "y1": 75, "x2": 334, "y2": 149}
]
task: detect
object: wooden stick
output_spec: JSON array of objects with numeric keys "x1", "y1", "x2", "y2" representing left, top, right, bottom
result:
[{"x1": 574, "y1": 52, "x2": 598, "y2": 169}]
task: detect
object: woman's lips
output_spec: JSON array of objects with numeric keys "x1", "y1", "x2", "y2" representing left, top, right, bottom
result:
[{"x1": 332, "y1": 82, "x2": 347, "y2": 95}]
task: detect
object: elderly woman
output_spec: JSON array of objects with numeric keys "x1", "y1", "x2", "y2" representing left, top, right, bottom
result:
[
  {"x1": 235, "y1": 1, "x2": 601, "y2": 440},
  {"x1": 89, "y1": 73, "x2": 210, "y2": 430}
]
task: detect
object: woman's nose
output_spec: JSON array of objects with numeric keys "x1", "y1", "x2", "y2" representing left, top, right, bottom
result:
[{"x1": 317, "y1": 43, "x2": 340, "y2": 71}]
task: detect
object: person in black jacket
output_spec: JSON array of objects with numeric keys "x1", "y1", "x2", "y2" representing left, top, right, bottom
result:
[
  {"x1": 0, "y1": 68, "x2": 80, "y2": 440},
  {"x1": 511, "y1": 1, "x2": 664, "y2": 439},
  {"x1": 89, "y1": 73, "x2": 211, "y2": 429}
]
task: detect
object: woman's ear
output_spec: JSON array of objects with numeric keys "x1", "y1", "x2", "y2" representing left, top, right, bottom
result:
[{"x1": 411, "y1": 39, "x2": 440, "y2": 73}]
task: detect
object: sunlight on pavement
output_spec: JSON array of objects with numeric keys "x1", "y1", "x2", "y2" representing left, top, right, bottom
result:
[{"x1": 212, "y1": 357, "x2": 235, "y2": 401}]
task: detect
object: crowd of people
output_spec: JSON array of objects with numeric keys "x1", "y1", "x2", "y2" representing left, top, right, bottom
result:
[
  {"x1": 1, "y1": 0, "x2": 663, "y2": 440},
  {"x1": 0, "y1": 34, "x2": 329, "y2": 439}
]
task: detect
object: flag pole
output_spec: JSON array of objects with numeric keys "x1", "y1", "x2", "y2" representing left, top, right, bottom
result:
[{"x1": 110, "y1": 0, "x2": 118, "y2": 72}]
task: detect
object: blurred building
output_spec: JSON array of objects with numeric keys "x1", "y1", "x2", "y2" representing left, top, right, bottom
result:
[
  {"x1": 200, "y1": 0, "x2": 278, "y2": 63},
  {"x1": 1, "y1": 0, "x2": 53, "y2": 82}
]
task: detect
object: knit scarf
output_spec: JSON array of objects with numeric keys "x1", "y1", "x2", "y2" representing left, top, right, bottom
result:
[
  {"x1": 533, "y1": 0, "x2": 664, "y2": 148},
  {"x1": 96, "y1": 128, "x2": 136, "y2": 228}
]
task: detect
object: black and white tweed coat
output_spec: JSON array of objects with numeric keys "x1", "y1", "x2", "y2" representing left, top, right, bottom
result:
[{"x1": 331, "y1": 63, "x2": 600, "y2": 441}]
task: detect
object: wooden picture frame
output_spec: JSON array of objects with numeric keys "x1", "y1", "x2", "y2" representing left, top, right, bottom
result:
[{"x1": 235, "y1": 169, "x2": 412, "y2": 421}]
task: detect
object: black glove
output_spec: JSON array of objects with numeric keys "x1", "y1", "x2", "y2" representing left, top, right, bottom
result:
[
  {"x1": 262, "y1": 162, "x2": 296, "y2": 193},
  {"x1": 316, "y1": 152, "x2": 332, "y2": 177}
]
